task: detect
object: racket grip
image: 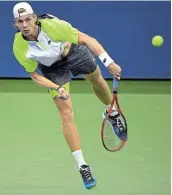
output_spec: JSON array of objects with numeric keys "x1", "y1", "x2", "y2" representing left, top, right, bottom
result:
[{"x1": 113, "y1": 78, "x2": 119, "y2": 93}]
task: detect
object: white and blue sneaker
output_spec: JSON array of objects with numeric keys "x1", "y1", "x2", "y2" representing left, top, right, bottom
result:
[
  {"x1": 79, "y1": 165, "x2": 97, "y2": 189},
  {"x1": 102, "y1": 110, "x2": 127, "y2": 141}
]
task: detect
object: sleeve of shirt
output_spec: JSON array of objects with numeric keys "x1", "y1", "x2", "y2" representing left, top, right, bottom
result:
[
  {"x1": 41, "y1": 17, "x2": 79, "y2": 44},
  {"x1": 13, "y1": 36, "x2": 38, "y2": 73},
  {"x1": 55, "y1": 19, "x2": 79, "y2": 44}
]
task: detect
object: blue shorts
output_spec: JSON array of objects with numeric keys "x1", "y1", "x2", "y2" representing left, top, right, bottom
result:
[
  {"x1": 38, "y1": 44, "x2": 97, "y2": 86},
  {"x1": 37, "y1": 44, "x2": 97, "y2": 98}
]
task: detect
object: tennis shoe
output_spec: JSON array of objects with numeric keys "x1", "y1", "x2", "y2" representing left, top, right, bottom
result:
[
  {"x1": 79, "y1": 165, "x2": 97, "y2": 189},
  {"x1": 102, "y1": 110, "x2": 127, "y2": 141}
]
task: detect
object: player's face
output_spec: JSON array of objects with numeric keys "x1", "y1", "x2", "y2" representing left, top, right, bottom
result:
[{"x1": 15, "y1": 14, "x2": 37, "y2": 37}]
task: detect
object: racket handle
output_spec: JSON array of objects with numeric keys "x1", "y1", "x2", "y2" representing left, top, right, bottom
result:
[{"x1": 113, "y1": 78, "x2": 119, "y2": 93}]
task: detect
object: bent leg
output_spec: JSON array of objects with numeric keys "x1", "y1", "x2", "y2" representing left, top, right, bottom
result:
[{"x1": 84, "y1": 66, "x2": 113, "y2": 105}]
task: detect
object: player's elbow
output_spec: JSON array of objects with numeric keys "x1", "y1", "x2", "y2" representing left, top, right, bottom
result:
[
  {"x1": 78, "y1": 31, "x2": 96, "y2": 45},
  {"x1": 30, "y1": 72, "x2": 39, "y2": 80}
]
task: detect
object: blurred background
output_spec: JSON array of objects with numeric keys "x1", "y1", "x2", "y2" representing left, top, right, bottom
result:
[
  {"x1": 0, "y1": 1, "x2": 171, "y2": 79},
  {"x1": 0, "y1": 2, "x2": 171, "y2": 195}
]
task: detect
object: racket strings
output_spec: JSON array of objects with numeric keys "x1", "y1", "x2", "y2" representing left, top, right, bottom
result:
[
  {"x1": 103, "y1": 122, "x2": 122, "y2": 150},
  {"x1": 102, "y1": 113, "x2": 127, "y2": 151}
]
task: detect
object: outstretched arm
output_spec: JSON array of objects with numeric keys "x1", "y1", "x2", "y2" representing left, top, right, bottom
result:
[
  {"x1": 30, "y1": 72, "x2": 69, "y2": 99},
  {"x1": 78, "y1": 31, "x2": 121, "y2": 79},
  {"x1": 30, "y1": 72, "x2": 59, "y2": 90}
]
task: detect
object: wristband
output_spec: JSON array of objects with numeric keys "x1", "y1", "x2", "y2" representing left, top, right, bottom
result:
[{"x1": 98, "y1": 52, "x2": 114, "y2": 67}]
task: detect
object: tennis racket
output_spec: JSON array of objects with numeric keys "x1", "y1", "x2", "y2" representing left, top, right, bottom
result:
[{"x1": 101, "y1": 78, "x2": 128, "y2": 152}]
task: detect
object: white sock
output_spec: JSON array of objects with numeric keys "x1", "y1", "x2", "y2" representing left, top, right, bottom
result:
[
  {"x1": 72, "y1": 150, "x2": 87, "y2": 168},
  {"x1": 106, "y1": 104, "x2": 118, "y2": 116}
]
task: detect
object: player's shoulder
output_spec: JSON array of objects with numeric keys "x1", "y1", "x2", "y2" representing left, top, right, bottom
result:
[
  {"x1": 38, "y1": 14, "x2": 70, "y2": 26},
  {"x1": 13, "y1": 31, "x2": 22, "y2": 41},
  {"x1": 38, "y1": 14, "x2": 62, "y2": 29},
  {"x1": 38, "y1": 14, "x2": 70, "y2": 33},
  {"x1": 13, "y1": 32, "x2": 27, "y2": 46}
]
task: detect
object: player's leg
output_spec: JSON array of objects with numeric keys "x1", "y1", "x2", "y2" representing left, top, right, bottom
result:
[
  {"x1": 69, "y1": 44, "x2": 117, "y2": 115},
  {"x1": 54, "y1": 96, "x2": 81, "y2": 152},
  {"x1": 84, "y1": 66, "x2": 121, "y2": 129},
  {"x1": 84, "y1": 66, "x2": 117, "y2": 113},
  {"x1": 39, "y1": 62, "x2": 87, "y2": 166},
  {"x1": 49, "y1": 87, "x2": 97, "y2": 189},
  {"x1": 68, "y1": 44, "x2": 120, "y2": 129},
  {"x1": 39, "y1": 57, "x2": 97, "y2": 189},
  {"x1": 84, "y1": 66, "x2": 113, "y2": 106}
]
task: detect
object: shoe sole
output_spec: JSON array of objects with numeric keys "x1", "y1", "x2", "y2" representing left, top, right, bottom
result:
[{"x1": 84, "y1": 181, "x2": 98, "y2": 190}]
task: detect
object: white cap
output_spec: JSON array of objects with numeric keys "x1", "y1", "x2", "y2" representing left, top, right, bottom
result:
[{"x1": 13, "y1": 2, "x2": 34, "y2": 19}]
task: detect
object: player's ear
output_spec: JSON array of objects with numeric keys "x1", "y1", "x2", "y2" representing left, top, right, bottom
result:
[
  {"x1": 33, "y1": 14, "x2": 38, "y2": 23},
  {"x1": 12, "y1": 20, "x2": 17, "y2": 29},
  {"x1": 13, "y1": 24, "x2": 19, "y2": 31},
  {"x1": 32, "y1": 14, "x2": 38, "y2": 24}
]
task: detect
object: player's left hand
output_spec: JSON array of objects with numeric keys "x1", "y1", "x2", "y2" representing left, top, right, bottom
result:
[
  {"x1": 108, "y1": 63, "x2": 121, "y2": 80},
  {"x1": 57, "y1": 86, "x2": 70, "y2": 100}
]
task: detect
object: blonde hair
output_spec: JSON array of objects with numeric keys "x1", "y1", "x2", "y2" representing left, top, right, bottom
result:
[{"x1": 13, "y1": 13, "x2": 38, "y2": 29}]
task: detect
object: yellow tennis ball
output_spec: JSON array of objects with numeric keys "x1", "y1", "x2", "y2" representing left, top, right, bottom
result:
[{"x1": 152, "y1": 35, "x2": 164, "y2": 47}]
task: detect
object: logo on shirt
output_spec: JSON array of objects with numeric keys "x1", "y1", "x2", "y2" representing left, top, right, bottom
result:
[{"x1": 48, "y1": 40, "x2": 51, "y2": 45}]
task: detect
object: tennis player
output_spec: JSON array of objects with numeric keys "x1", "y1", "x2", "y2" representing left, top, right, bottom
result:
[{"x1": 13, "y1": 2, "x2": 122, "y2": 189}]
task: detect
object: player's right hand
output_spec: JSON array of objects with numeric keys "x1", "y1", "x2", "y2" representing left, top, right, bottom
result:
[
  {"x1": 108, "y1": 63, "x2": 121, "y2": 80},
  {"x1": 57, "y1": 86, "x2": 69, "y2": 100}
]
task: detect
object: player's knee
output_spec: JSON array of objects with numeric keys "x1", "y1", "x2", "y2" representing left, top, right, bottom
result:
[
  {"x1": 86, "y1": 67, "x2": 104, "y2": 85},
  {"x1": 59, "y1": 108, "x2": 74, "y2": 123}
]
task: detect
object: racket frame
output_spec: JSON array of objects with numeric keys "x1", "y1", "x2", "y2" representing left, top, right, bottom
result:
[{"x1": 101, "y1": 79, "x2": 127, "y2": 152}]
